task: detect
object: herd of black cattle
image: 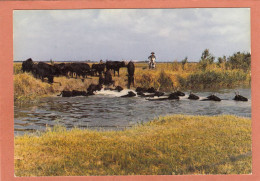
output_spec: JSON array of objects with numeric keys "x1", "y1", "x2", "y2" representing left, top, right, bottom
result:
[
  {"x1": 21, "y1": 58, "x2": 134, "y2": 87},
  {"x1": 21, "y1": 58, "x2": 248, "y2": 102}
]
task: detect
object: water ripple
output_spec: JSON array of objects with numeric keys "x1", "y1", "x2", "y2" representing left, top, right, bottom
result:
[{"x1": 14, "y1": 88, "x2": 251, "y2": 135}]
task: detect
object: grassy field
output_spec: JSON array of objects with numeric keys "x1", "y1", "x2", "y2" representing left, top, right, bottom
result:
[
  {"x1": 13, "y1": 62, "x2": 251, "y2": 102},
  {"x1": 14, "y1": 114, "x2": 251, "y2": 176}
]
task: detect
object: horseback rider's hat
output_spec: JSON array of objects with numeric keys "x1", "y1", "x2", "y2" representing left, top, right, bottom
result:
[{"x1": 151, "y1": 52, "x2": 155, "y2": 54}]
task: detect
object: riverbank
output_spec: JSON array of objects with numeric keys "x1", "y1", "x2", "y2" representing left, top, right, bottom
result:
[
  {"x1": 14, "y1": 62, "x2": 251, "y2": 102},
  {"x1": 134, "y1": 62, "x2": 250, "y2": 91},
  {"x1": 15, "y1": 114, "x2": 251, "y2": 176}
]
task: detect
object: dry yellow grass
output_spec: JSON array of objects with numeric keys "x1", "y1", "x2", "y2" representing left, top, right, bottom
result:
[
  {"x1": 15, "y1": 114, "x2": 252, "y2": 176},
  {"x1": 133, "y1": 62, "x2": 250, "y2": 90}
]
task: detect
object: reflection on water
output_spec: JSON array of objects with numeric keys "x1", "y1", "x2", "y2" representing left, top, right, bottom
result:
[{"x1": 14, "y1": 88, "x2": 251, "y2": 135}]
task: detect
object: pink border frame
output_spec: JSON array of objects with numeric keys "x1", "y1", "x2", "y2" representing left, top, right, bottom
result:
[{"x1": 1, "y1": 1, "x2": 260, "y2": 180}]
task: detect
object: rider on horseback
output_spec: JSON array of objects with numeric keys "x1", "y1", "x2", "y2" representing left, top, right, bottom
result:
[{"x1": 148, "y1": 52, "x2": 156, "y2": 69}]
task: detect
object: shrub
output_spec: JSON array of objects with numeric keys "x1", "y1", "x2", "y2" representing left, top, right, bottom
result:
[
  {"x1": 199, "y1": 49, "x2": 215, "y2": 71},
  {"x1": 157, "y1": 71, "x2": 174, "y2": 91},
  {"x1": 178, "y1": 70, "x2": 249, "y2": 90},
  {"x1": 226, "y1": 52, "x2": 251, "y2": 71},
  {"x1": 135, "y1": 71, "x2": 157, "y2": 88}
]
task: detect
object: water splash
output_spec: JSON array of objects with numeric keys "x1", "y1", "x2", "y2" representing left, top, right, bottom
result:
[{"x1": 95, "y1": 88, "x2": 137, "y2": 97}]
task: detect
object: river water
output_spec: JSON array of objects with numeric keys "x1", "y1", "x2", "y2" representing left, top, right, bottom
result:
[{"x1": 14, "y1": 88, "x2": 251, "y2": 135}]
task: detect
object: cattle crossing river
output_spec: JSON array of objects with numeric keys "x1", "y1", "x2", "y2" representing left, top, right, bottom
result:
[{"x1": 14, "y1": 88, "x2": 251, "y2": 135}]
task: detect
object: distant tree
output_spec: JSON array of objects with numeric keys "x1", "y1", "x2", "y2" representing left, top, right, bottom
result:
[
  {"x1": 199, "y1": 49, "x2": 215, "y2": 70},
  {"x1": 217, "y1": 55, "x2": 227, "y2": 68},
  {"x1": 181, "y1": 57, "x2": 188, "y2": 70},
  {"x1": 226, "y1": 52, "x2": 251, "y2": 71}
]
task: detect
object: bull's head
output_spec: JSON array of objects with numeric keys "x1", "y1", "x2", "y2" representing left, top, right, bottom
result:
[
  {"x1": 26, "y1": 58, "x2": 33, "y2": 62},
  {"x1": 121, "y1": 61, "x2": 127, "y2": 67}
]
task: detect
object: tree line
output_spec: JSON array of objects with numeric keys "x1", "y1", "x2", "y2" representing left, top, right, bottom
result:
[{"x1": 181, "y1": 49, "x2": 251, "y2": 72}]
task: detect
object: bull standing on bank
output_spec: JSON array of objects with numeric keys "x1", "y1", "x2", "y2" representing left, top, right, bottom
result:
[{"x1": 127, "y1": 61, "x2": 135, "y2": 89}]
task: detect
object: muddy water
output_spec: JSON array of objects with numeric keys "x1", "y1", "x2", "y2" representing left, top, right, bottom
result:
[{"x1": 14, "y1": 88, "x2": 251, "y2": 135}]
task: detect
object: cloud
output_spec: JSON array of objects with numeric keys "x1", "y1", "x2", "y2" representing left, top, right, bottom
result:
[{"x1": 13, "y1": 8, "x2": 250, "y2": 62}]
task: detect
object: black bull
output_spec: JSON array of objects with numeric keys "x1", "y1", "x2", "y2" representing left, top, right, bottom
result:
[
  {"x1": 67, "y1": 63, "x2": 92, "y2": 78},
  {"x1": 92, "y1": 63, "x2": 105, "y2": 76},
  {"x1": 33, "y1": 62, "x2": 60, "y2": 83},
  {"x1": 53, "y1": 63, "x2": 70, "y2": 77},
  {"x1": 106, "y1": 61, "x2": 126, "y2": 76},
  {"x1": 127, "y1": 61, "x2": 135, "y2": 89}
]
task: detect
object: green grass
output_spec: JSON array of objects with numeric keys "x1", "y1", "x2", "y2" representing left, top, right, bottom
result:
[{"x1": 15, "y1": 115, "x2": 252, "y2": 176}]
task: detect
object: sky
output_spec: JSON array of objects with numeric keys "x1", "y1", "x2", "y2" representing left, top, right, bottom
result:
[{"x1": 13, "y1": 8, "x2": 250, "y2": 62}]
